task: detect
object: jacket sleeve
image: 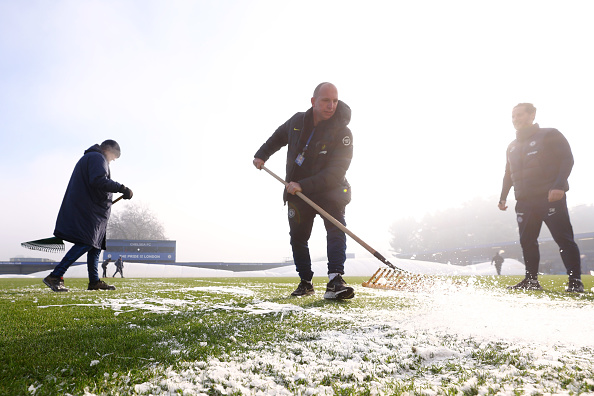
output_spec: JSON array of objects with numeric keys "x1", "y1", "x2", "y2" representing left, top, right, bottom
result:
[
  {"x1": 299, "y1": 127, "x2": 353, "y2": 194},
  {"x1": 254, "y1": 116, "x2": 294, "y2": 161},
  {"x1": 499, "y1": 153, "x2": 513, "y2": 202},
  {"x1": 88, "y1": 153, "x2": 123, "y2": 193},
  {"x1": 548, "y1": 129, "x2": 574, "y2": 191}
]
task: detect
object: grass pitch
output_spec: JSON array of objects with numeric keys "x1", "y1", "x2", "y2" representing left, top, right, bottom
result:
[{"x1": 1, "y1": 275, "x2": 593, "y2": 395}]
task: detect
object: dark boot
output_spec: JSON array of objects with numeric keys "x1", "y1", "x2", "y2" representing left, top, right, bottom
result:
[
  {"x1": 324, "y1": 275, "x2": 354, "y2": 300},
  {"x1": 565, "y1": 278, "x2": 584, "y2": 293},
  {"x1": 43, "y1": 275, "x2": 69, "y2": 292},
  {"x1": 88, "y1": 280, "x2": 116, "y2": 291},
  {"x1": 291, "y1": 280, "x2": 315, "y2": 296},
  {"x1": 507, "y1": 278, "x2": 543, "y2": 290}
]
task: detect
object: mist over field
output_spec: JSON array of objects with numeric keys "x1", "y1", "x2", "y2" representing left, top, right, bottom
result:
[{"x1": 2, "y1": 1, "x2": 594, "y2": 266}]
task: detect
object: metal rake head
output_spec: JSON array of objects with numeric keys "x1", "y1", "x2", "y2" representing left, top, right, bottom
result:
[
  {"x1": 21, "y1": 237, "x2": 65, "y2": 253},
  {"x1": 362, "y1": 267, "x2": 464, "y2": 292}
]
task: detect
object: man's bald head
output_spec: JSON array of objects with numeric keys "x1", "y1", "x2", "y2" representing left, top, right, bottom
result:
[
  {"x1": 313, "y1": 82, "x2": 337, "y2": 98},
  {"x1": 311, "y1": 82, "x2": 339, "y2": 126}
]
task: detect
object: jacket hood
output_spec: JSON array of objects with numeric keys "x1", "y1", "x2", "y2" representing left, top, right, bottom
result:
[
  {"x1": 333, "y1": 100, "x2": 351, "y2": 127},
  {"x1": 84, "y1": 144, "x2": 104, "y2": 156}
]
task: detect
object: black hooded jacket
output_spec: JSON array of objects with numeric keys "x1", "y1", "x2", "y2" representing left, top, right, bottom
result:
[
  {"x1": 499, "y1": 124, "x2": 574, "y2": 202},
  {"x1": 54, "y1": 144, "x2": 124, "y2": 250},
  {"x1": 255, "y1": 100, "x2": 353, "y2": 203}
]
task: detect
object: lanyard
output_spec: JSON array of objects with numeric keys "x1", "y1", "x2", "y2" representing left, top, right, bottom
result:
[
  {"x1": 302, "y1": 128, "x2": 316, "y2": 155},
  {"x1": 295, "y1": 128, "x2": 316, "y2": 167}
]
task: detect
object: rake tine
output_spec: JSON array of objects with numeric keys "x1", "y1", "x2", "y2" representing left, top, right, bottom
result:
[{"x1": 362, "y1": 268, "x2": 384, "y2": 287}]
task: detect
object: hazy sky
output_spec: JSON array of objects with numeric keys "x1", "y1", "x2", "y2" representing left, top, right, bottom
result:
[{"x1": 2, "y1": 0, "x2": 593, "y2": 263}]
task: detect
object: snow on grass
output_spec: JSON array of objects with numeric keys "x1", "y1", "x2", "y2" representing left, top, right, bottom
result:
[
  {"x1": 74, "y1": 279, "x2": 592, "y2": 395},
  {"x1": 14, "y1": 258, "x2": 594, "y2": 394}
]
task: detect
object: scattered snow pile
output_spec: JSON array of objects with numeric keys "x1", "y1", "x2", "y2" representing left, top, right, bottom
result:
[
  {"x1": 8, "y1": 257, "x2": 526, "y2": 278},
  {"x1": 20, "y1": 264, "x2": 594, "y2": 395},
  {"x1": 125, "y1": 283, "x2": 594, "y2": 395}
]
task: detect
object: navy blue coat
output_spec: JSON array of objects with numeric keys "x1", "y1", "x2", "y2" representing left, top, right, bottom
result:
[{"x1": 54, "y1": 145, "x2": 123, "y2": 250}]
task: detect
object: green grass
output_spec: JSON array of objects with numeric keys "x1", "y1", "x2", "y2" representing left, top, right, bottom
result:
[
  {"x1": 0, "y1": 275, "x2": 592, "y2": 395},
  {"x1": 0, "y1": 277, "x2": 356, "y2": 395}
]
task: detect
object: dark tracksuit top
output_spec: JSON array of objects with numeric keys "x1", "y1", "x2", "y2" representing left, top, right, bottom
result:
[
  {"x1": 254, "y1": 100, "x2": 353, "y2": 205},
  {"x1": 499, "y1": 124, "x2": 573, "y2": 202}
]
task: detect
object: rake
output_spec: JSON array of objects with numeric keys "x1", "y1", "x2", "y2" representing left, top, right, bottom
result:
[
  {"x1": 21, "y1": 195, "x2": 125, "y2": 254},
  {"x1": 260, "y1": 166, "x2": 431, "y2": 291}
]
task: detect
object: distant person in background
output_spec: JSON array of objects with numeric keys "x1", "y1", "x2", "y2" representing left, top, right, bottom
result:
[
  {"x1": 113, "y1": 256, "x2": 124, "y2": 278},
  {"x1": 101, "y1": 258, "x2": 111, "y2": 278},
  {"x1": 498, "y1": 103, "x2": 583, "y2": 292},
  {"x1": 43, "y1": 140, "x2": 133, "y2": 292},
  {"x1": 253, "y1": 82, "x2": 354, "y2": 300},
  {"x1": 491, "y1": 252, "x2": 504, "y2": 275}
]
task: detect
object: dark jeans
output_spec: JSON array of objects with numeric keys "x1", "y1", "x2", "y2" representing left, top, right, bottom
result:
[
  {"x1": 51, "y1": 243, "x2": 101, "y2": 283},
  {"x1": 515, "y1": 196, "x2": 581, "y2": 280},
  {"x1": 287, "y1": 195, "x2": 347, "y2": 281}
]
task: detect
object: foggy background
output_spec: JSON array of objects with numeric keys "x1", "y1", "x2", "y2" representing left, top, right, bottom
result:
[{"x1": 2, "y1": 1, "x2": 593, "y2": 263}]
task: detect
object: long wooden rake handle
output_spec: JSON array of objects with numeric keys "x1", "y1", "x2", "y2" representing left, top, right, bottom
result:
[{"x1": 261, "y1": 166, "x2": 406, "y2": 272}]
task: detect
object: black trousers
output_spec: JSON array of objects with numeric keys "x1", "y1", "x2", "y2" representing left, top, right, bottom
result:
[
  {"x1": 287, "y1": 195, "x2": 347, "y2": 281},
  {"x1": 515, "y1": 196, "x2": 581, "y2": 279}
]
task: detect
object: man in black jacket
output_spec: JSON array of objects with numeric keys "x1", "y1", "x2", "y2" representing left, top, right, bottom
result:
[
  {"x1": 101, "y1": 258, "x2": 111, "y2": 278},
  {"x1": 43, "y1": 140, "x2": 133, "y2": 292},
  {"x1": 498, "y1": 103, "x2": 583, "y2": 292},
  {"x1": 491, "y1": 252, "x2": 504, "y2": 275},
  {"x1": 253, "y1": 82, "x2": 354, "y2": 299}
]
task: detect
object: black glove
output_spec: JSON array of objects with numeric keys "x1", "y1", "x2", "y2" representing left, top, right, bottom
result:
[{"x1": 119, "y1": 185, "x2": 133, "y2": 200}]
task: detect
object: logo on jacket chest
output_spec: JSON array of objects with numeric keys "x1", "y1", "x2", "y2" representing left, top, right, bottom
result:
[
  {"x1": 526, "y1": 140, "x2": 538, "y2": 156},
  {"x1": 342, "y1": 136, "x2": 351, "y2": 146}
]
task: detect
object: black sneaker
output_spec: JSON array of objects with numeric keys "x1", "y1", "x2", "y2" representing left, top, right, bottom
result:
[
  {"x1": 88, "y1": 280, "x2": 116, "y2": 291},
  {"x1": 565, "y1": 278, "x2": 584, "y2": 293},
  {"x1": 43, "y1": 275, "x2": 69, "y2": 292},
  {"x1": 324, "y1": 275, "x2": 355, "y2": 300},
  {"x1": 507, "y1": 278, "x2": 543, "y2": 290},
  {"x1": 291, "y1": 280, "x2": 315, "y2": 296}
]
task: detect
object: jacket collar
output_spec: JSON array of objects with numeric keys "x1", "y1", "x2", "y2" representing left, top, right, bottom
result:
[
  {"x1": 516, "y1": 123, "x2": 539, "y2": 142},
  {"x1": 304, "y1": 100, "x2": 351, "y2": 130}
]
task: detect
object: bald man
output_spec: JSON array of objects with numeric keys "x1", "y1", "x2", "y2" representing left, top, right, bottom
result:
[{"x1": 254, "y1": 83, "x2": 355, "y2": 299}]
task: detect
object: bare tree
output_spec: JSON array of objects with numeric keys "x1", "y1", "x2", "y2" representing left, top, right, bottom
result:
[
  {"x1": 390, "y1": 196, "x2": 518, "y2": 255},
  {"x1": 107, "y1": 202, "x2": 166, "y2": 240}
]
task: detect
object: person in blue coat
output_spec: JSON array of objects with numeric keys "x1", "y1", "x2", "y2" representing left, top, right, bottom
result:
[
  {"x1": 43, "y1": 140, "x2": 133, "y2": 292},
  {"x1": 113, "y1": 256, "x2": 124, "y2": 278}
]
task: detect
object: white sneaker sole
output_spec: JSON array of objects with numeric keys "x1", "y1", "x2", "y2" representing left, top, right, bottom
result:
[{"x1": 324, "y1": 288, "x2": 355, "y2": 300}]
